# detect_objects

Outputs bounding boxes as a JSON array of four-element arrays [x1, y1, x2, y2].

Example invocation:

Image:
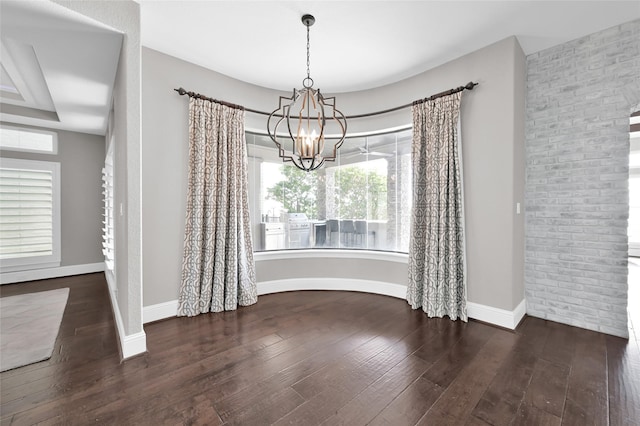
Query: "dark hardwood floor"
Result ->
[[1, 273, 639, 425]]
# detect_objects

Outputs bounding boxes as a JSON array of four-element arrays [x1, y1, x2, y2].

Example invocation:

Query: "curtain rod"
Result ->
[[173, 81, 478, 120]]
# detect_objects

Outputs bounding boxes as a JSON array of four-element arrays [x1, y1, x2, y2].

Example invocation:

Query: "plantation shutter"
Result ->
[[102, 146, 115, 272], [0, 159, 60, 268]]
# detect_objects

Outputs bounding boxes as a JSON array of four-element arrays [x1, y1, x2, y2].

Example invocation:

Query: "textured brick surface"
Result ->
[[525, 20, 640, 337]]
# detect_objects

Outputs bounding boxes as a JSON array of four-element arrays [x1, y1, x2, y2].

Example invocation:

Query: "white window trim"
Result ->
[[254, 248, 408, 263], [0, 124, 58, 155], [0, 157, 61, 272]]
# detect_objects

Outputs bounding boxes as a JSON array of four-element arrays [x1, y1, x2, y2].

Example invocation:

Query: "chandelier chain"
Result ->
[[306, 24, 311, 81]]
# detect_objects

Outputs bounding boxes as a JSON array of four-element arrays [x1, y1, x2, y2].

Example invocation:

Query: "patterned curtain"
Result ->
[[407, 92, 467, 321], [177, 98, 257, 316]]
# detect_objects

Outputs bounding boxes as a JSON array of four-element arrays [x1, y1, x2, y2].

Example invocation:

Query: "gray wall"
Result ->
[[525, 19, 640, 338], [256, 258, 408, 284], [142, 47, 288, 306], [513, 39, 527, 309], [54, 0, 143, 337], [0, 123, 105, 267], [142, 36, 526, 313]]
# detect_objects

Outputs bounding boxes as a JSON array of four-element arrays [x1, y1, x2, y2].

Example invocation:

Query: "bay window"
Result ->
[[246, 128, 412, 253]]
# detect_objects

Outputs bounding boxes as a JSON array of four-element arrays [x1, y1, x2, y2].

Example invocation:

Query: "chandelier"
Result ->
[[267, 14, 347, 172]]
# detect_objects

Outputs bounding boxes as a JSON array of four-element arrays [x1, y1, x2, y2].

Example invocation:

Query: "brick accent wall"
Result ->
[[525, 20, 640, 337]]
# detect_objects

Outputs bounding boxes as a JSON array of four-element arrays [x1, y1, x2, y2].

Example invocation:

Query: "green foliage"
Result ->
[[266, 165, 318, 218], [334, 167, 387, 220], [266, 164, 387, 220]]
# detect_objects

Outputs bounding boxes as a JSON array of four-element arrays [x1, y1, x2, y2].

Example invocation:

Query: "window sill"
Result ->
[[254, 249, 409, 264], [0, 261, 61, 274]]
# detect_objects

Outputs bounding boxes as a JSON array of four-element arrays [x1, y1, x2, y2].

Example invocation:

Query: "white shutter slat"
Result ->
[[0, 200, 52, 208], [0, 245, 52, 256], [102, 147, 115, 272], [1, 236, 53, 247], [1, 208, 53, 216], [1, 216, 53, 225], [0, 165, 55, 260], [1, 229, 52, 238], [0, 222, 52, 231], [0, 169, 53, 179]]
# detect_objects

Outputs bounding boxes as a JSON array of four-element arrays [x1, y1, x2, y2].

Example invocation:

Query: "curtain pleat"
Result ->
[[178, 98, 257, 316], [407, 92, 467, 321]]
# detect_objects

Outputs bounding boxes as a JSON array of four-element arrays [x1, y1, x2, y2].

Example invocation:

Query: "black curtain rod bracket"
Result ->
[[174, 81, 478, 120]]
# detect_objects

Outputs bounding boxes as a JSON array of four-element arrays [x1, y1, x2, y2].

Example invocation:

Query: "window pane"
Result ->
[[0, 158, 60, 271], [0, 127, 55, 153], [246, 128, 412, 253], [0, 166, 54, 258]]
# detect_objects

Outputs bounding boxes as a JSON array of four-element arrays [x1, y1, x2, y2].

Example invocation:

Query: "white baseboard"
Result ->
[[121, 331, 147, 358], [141, 279, 406, 324], [143, 299, 178, 323], [140, 280, 527, 331], [513, 298, 527, 327], [105, 271, 147, 359], [105, 269, 116, 297], [0, 262, 105, 285], [467, 298, 526, 330]]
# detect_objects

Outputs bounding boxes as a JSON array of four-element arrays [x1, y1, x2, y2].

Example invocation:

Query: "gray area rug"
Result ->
[[1, 287, 69, 372]]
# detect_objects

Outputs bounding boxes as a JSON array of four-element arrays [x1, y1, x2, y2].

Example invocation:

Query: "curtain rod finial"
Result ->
[[175, 87, 187, 96]]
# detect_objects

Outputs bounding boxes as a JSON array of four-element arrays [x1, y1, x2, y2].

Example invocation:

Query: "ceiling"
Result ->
[[139, 1, 640, 93], [0, 1, 638, 135], [0, 1, 122, 136]]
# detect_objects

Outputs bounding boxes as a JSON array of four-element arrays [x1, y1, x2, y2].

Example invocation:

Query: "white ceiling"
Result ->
[[0, 1, 123, 135], [139, 0, 640, 93], [1, 1, 638, 135]]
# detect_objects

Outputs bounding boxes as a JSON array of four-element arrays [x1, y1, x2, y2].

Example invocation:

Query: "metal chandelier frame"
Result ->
[[266, 14, 347, 172]]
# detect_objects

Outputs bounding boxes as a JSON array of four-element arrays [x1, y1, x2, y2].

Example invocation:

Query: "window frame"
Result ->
[[0, 124, 58, 155], [0, 157, 61, 272], [246, 126, 413, 254]]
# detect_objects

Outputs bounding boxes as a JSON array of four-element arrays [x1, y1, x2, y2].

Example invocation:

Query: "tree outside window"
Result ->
[[266, 165, 318, 219], [266, 163, 387, 220]]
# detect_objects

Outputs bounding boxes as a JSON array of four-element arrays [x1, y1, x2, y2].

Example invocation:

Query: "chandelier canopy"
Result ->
[[267, 14, 347, 172]]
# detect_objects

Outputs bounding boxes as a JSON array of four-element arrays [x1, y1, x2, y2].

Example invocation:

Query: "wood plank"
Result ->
[[412, 318, 465, 363], [5, 292, 383, 423], [277, 324, 442, 425], [513, 401, 562, 426], [541, 320, 576, 367], [6, 293, 350, 422], [292, 319, 441, 399], [420, 321, 497, 389], [562, 328, 609, 425], [80, 327, 356, 424], [471, 343, 537, 425], [223, 387, 305, 426], [2, 273, 638, 425], [464, 415, 493, 426], [605, 335, 640, 426], [141, 394, 223, 425], [513, 316, 551, 357], [368, 377, 443, 426], [212, 309, 412, 422], [416, 330, 519, 425], [561, 398, 599, 426], [324, 355, 431, 426], [523, 358, 570, 418]]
